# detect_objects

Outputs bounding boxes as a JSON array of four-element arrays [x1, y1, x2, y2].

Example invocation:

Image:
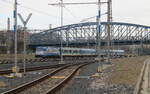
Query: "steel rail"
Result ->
[[0, 64, 66, 75], [0, 57, 96, 75], [1, 65, 70, 94], [2, 61, 94, 94], [0, 59, 95, 75], [44, 63, 90, 94]]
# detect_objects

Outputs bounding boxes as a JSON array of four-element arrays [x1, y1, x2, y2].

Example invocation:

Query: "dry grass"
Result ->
[[0, 54, 35, 60], [109, 56, 149, 85]]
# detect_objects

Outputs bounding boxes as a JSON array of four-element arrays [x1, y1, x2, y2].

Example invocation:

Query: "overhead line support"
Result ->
[[13, 0, 18, 75], [106, 0, 112, 63], [48, 2, 107, 6]]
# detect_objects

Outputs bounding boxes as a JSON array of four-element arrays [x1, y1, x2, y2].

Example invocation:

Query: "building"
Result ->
[[0, 29, 30, 53]]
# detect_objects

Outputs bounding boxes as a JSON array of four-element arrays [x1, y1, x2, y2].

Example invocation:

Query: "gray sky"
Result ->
[[0, 0, 150, 30]]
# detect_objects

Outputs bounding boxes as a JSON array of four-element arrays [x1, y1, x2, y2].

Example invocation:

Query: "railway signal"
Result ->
[[18, 13, 32, 76]]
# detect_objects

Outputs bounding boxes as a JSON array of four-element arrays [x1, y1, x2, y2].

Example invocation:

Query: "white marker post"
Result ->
[[18, 13, 32, 76]]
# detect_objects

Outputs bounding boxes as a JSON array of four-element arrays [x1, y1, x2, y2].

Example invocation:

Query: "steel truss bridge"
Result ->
[[29, 22, 150, 47]]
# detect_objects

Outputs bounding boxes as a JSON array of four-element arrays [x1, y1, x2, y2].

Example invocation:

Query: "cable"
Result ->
[[1, 0, 77, 23], [0, 0, 13, 8], [0, 0, 60, 18], [80, 12, 107, 22], [1, 0, 108, 26], [0, 23, 6, 30], [63, 6, 78, 20], [0, 0, 12, 5], [0, 23, 5, 27], [80, 16, 96, 22], [18, 5, 59, 18]]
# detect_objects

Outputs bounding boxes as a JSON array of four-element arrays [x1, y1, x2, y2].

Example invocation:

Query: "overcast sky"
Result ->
[[0, 0, 150, 30]]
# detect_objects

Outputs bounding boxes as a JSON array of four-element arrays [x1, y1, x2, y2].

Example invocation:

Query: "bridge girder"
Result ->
[[29, 22, 150, 46]]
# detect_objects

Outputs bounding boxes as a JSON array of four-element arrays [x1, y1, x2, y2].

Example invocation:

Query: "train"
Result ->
[[35, 46, 125, 58]]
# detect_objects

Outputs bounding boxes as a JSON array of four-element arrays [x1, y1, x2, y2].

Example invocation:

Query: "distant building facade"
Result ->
[[0, 29, 30, 54]]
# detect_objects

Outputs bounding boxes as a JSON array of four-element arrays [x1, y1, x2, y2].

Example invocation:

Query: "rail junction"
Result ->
[[2, 62, 94, 94]]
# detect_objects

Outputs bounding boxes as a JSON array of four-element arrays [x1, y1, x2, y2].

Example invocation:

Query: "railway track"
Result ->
[[0, 55, 96, 64], [0, 59, 95, 75], [0, 64, 66, 75], [134, 57, 150, 94], [2, 62, 92, 94]]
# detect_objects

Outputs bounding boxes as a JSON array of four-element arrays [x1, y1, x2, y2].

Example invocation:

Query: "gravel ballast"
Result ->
[[0, 69, 54, 93], [57, 56, 149, 94]]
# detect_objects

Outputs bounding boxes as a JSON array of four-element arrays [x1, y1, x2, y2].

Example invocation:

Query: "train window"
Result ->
[[63, 50, 68, 54], [62, 50, 65, 53], [74, 50, 78, 53]]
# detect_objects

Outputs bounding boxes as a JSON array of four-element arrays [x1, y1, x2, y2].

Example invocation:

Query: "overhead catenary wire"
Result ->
[[1, 0, 108, 28], [80, 12, 107, 22], [48, 2, 107, 6], [0, 0, 62, 19], [63, 6, 79, 21], [0, 23, 6, 30], [0, 0, 13, 9], [0, 0, 59, 18], [0, 0, 78, 26], [48, 1, 108, 25], [19, 4, 79, 22]]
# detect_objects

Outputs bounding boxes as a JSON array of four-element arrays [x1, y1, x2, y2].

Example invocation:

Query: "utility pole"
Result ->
[[140, 29, 143, 55], [7, 18, 10, 31], [106, 0, 112, 63], [13, 0, 19, 75], [7, 18, 10, 54], [49, 0, 64, 64], [48, 1, 107, 65], [97, 0, 103, 73], [60, 0, 63, 64], [87, 34, 90, 48]]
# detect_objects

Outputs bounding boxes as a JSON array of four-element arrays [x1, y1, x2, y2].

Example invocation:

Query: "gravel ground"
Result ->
[[109, 56, 149, 85], [57, 62, 100, 94], [19, 66, 78, 94], [0, 69, 55, 93], [0, 61, 59, 70], [0, 60, 88, 70], [0, 56, 147, 94], [0, 54, 35, 60], [57, 56, 149, 94]]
